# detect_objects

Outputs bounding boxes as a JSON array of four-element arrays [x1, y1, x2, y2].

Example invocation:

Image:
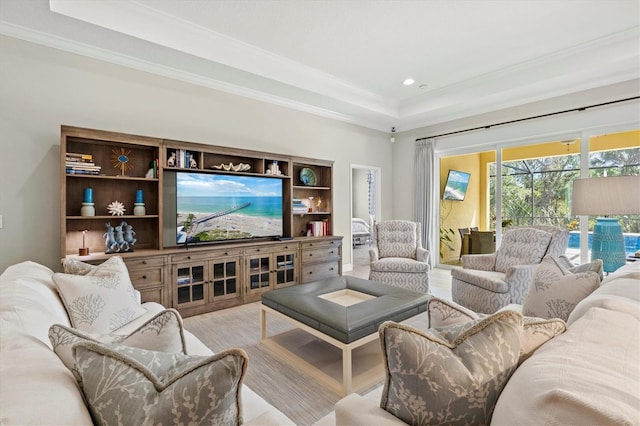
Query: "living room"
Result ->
[[1, 1, 639, 425]]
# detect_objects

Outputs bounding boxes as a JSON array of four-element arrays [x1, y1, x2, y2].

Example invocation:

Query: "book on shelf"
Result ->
[[66, 152, 93, 161], [307, 220, 329, 236], [292, 198, 309, 214], [65, 169, 100, 175], [167, 149, 197, 168]]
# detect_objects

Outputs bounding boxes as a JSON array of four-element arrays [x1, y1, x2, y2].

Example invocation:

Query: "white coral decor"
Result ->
[[107, 200, 126, 216]]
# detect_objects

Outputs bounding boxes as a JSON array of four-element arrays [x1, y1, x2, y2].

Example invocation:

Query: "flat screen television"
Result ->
[[442, 170, 471, 201], [173, 171, 284, 244]]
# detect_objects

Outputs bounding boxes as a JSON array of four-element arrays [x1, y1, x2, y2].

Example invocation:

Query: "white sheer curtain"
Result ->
[[414, 139, 437, 267]]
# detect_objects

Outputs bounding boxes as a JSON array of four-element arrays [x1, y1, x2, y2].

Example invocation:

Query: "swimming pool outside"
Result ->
[[568, 231, 640, 257]]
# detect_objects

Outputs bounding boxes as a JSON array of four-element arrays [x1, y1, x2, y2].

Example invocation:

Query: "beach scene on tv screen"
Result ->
[[176, 172, 283, 243], [443, 170, 470, 201]]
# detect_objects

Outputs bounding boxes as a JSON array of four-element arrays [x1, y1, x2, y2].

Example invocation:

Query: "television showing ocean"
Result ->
[[177, 196, 283, 218]]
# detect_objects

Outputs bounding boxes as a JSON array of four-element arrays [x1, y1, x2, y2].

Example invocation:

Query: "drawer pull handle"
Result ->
[[224, 252, 228, 256], [187, 256, 191, 260], [142, 275, 147, 279], [330, 267, 334, 271], [142, 260, 147, 265], [330, 250, 334, 254], [309, 271, 313, 274], [309, 253, 313, 256]]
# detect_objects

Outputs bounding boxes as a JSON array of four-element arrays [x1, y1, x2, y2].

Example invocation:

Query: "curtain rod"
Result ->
[[415, 96, 640, 142]]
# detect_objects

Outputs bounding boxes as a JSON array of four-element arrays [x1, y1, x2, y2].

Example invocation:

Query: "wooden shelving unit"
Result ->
[[60, 125, 341, 316]]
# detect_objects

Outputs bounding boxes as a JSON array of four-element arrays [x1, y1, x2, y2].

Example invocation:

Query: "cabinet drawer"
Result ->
[[301, 261, 340, 283], [124, 256, 165, 270], [301, 247, 340, 264], [129, 267, 163, 287], [301, 239, 341, 250], [138, 286, 164, 305], [170, 248, 241, 263], [244, 244, 297, 256]]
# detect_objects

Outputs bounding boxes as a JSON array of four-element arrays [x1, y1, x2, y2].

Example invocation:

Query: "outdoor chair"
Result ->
[[369, 220, 430, 293], [451, 225, 569, 313]]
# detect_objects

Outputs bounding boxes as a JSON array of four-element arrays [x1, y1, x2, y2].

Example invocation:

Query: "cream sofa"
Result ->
[[326, 261, 640, 425], [0, 261, 294, 425]]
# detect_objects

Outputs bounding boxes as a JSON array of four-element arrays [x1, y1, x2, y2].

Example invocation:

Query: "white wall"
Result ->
[[0, 35, 393, 272]]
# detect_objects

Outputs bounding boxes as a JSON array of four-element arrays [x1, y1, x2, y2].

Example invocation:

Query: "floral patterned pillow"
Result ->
[[62, 258, 97, 275], [49, 309, 187, 383], [523, 255, 600, 321], [74, 342, 247, 425], [53, 256, 146, 333], [427, 297, 566, 364], [379, 311, 523, 425]]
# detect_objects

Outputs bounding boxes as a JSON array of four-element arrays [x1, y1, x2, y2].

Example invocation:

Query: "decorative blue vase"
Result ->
[[591, 217, 625, 273]]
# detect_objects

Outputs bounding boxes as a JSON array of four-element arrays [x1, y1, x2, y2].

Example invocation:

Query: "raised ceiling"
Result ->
[[1, 0, 639, 131]]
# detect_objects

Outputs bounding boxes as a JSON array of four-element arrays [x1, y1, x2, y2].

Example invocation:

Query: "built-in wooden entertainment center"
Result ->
[[61, 126, 342, 317]]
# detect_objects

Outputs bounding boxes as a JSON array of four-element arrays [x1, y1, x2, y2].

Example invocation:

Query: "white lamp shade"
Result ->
[[572, 175, 640, 216]]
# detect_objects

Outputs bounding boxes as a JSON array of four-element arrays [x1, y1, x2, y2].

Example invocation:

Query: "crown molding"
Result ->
[[49, 0, 396, 118]]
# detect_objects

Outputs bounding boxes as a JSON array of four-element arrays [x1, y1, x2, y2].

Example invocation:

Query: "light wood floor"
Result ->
[[185, 263, 454, 425]]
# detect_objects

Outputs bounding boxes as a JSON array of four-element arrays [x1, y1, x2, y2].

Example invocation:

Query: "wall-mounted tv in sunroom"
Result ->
[[442, 170, 471, 201]]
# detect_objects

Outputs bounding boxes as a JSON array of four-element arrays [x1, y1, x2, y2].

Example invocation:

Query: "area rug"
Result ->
[[183, 301, 428, 424]]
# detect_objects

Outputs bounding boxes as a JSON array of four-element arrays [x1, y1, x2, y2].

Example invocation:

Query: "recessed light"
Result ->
[[403, 78, 415, 86]]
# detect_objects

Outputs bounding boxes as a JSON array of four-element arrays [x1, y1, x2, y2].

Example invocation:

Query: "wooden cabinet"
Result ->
[[170, 249, 243, 316], [60, 126, 161, 257], [244, 243, 298, 303], [123, 256, 167, 306], [300, 237, 342, 283], [60, 126, 341, 317], [291, 159, 334, 238]]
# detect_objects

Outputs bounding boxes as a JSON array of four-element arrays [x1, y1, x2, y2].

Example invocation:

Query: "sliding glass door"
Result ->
[[439, 129, 639, 266]]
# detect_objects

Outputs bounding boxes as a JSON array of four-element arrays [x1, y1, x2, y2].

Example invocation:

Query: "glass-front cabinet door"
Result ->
[[174, 264, 206, 307], [274, 251, 297, 288], [209, 257, 240, 302], [246, 254, 272, 301]]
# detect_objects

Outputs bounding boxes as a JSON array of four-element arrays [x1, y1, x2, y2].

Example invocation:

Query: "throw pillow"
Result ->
[[74, 341, 247, 425], [62, 258, 97, 275], [379, 310, 523, 425], [523, 255, 600, 322], [53, 256, 146, 334], [49, 309, 187, 383], [555, 256, 604, 280], [427, 297, 566, 364]]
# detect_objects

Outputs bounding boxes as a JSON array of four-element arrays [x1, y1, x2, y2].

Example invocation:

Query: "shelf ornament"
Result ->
[[107, 200, 126, 216], [111, 148, 134, 176]]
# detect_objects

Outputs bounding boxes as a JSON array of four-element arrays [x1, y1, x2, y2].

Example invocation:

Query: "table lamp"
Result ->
[[78, 229, 89, 256], [571, 175, 640, 273]]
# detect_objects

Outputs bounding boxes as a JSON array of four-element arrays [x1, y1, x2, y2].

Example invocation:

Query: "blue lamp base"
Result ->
[[591, 217, 626, 273]]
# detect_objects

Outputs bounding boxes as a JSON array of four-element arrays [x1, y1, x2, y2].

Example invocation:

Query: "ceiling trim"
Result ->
[[49, 0, 396, 117], [0, 20, 388, 130]]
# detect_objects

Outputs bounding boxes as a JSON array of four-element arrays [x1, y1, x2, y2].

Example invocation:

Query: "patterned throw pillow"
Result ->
[[62, 258, 97, 275], [49, 309, 187, 383], [74, 342, 247, 425], [523, 255, 600, 321], [427, 297, 566, 364], [379, 311, 523, 426], [53, 256, 146, 333]]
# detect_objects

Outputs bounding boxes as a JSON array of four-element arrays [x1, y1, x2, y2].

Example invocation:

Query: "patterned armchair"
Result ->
[[451, 225, 569, 314], [369, 220, 430, 293]]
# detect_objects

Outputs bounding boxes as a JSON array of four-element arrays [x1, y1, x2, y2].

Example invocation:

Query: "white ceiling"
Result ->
[[1, 0, 639, 131]]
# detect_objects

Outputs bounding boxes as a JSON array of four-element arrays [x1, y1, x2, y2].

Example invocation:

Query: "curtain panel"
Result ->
[[414, 139, 437, 266]]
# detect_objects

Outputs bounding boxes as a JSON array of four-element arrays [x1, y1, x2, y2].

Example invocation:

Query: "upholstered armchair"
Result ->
[[451, 225, 569, 314], [369, 220, 430, 293]]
